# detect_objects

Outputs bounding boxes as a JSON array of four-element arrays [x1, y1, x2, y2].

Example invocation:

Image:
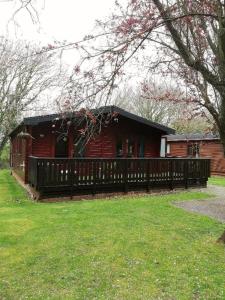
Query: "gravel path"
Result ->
[[174, 185, 225, 223]]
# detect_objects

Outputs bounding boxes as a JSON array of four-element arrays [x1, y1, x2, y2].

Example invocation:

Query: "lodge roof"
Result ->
[[9, 105, 175, 137], [165, 133, 220, 142]]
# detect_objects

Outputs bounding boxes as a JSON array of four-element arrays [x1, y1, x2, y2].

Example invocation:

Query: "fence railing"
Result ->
[[28, 157, 211, 197]]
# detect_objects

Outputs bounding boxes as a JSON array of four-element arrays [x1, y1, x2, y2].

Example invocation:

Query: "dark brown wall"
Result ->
[[32, 123, 55, 157], [28, 116, 162, 159], [200, 140, 225, 175], [85, 116, 161, 158], [169, 141, 188, 157]]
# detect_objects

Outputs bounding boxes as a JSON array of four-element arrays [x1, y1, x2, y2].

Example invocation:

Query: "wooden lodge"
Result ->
[[9, 106, 211, 199], [164, 133, 225, 176]]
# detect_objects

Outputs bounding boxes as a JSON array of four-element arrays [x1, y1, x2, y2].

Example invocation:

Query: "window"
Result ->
[[137, 138, 145, 157], [166, 143, 170, 155], [116, 140, 123, 157], [160, 138, 166, 157], [74, 137, 85, 157], [55, 136, 68, 158], [127, 139, 135, 157], [187, 144, 192, 156], [187, 143, 200, 157]]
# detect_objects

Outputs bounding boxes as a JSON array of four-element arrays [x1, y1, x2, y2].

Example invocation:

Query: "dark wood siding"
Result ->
[[85, 116, 161, 158], [29, 117, 162, 159], [85, 127, 115, 157], [32, 124, 54, 157], [169, 141, 188, 157], [200, 140, 225, 175], [168, 140, 225, 175]]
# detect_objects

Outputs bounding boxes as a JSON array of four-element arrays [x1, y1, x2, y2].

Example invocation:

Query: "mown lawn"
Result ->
[[209, 176, 225, 187], [0, 170, 225, 300]]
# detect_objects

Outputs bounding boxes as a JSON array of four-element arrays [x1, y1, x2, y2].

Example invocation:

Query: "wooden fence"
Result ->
[[28, 157, 210, 198]]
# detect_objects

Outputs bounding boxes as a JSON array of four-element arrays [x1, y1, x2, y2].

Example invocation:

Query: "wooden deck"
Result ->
[[28, 157, 211, 199]]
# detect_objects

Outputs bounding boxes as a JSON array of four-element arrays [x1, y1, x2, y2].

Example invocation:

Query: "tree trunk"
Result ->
[[219, 130, 225, 156], [0, 135, 8, 157], [216, 112, 225, 243], [216, 122, 225, 243], [219, 92, 225, 156]]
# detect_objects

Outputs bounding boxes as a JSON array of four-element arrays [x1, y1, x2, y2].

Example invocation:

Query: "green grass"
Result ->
[[209, 176, 225, 187], [0, 170, 225, 300]]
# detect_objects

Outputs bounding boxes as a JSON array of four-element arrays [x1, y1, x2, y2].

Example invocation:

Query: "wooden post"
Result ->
[[75, 160, 79, 194], [69, 160, 74, 199], [170, 159, 174, 190], [147, 159, 150, 192], [124, 159, 128, 193], [184, 160, 189, 189], [36, 158, 39, 190], [92, 160, 96, 195]]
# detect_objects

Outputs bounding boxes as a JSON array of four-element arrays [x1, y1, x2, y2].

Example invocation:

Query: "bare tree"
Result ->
[[0, 37, 63, 156], [1, 0, 42, 24], [113, 81, 214, 133], [113, 84, 179, 124]]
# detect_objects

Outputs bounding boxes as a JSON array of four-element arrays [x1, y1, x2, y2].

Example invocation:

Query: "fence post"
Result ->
[[169, 159, 174, 190], [92, 160, 96, 195], [208, 159, 211, 178], [184, 160, 189, 189], [146, 159, 150, 192], [69, 160, 74, 199], [36, 158, 39, 190], [124, 159, 128, 193]]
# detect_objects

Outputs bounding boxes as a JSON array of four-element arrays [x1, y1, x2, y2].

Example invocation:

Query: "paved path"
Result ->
[[174, 185, 225, 223]]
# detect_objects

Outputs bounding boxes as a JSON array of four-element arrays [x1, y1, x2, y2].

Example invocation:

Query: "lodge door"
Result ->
[[55, 137, 68, 157]]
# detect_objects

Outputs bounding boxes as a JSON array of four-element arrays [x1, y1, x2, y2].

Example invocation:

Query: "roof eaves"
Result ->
[[9, 105, 175, 137], [23, 113, 61, 125], [8, 122, 24, 137], [167, 138, 220, 142], [165, 133, 220, 141]]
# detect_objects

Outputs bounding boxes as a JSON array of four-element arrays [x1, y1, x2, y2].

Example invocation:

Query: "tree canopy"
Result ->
[[0, 38, 64, 155], [59, 0, 225, 152]]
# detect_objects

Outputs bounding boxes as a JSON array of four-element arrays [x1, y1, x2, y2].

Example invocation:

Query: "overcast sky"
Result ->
[[0, 0, 117, 43]]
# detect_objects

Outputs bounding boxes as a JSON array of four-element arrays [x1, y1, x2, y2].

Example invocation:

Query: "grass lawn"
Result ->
[[0, 170, 225, 300], [209, 176, 225, 187]]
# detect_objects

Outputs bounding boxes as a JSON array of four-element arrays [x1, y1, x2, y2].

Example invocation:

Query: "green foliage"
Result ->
[[0, 170, 225, 300], [171, 117, 213, 134], [0, 144, 10, 169]]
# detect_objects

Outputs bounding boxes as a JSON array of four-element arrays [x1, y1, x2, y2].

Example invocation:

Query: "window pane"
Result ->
[[74, 137, 85, 157], [127, 139, 135, 157], [166, 143, 170, 154], [187, 143, 200, 157], [138, 138, 145, 157], [160, 138, 166, 157], [116, 140, 123, 157], [187, 144, 193, 156]]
